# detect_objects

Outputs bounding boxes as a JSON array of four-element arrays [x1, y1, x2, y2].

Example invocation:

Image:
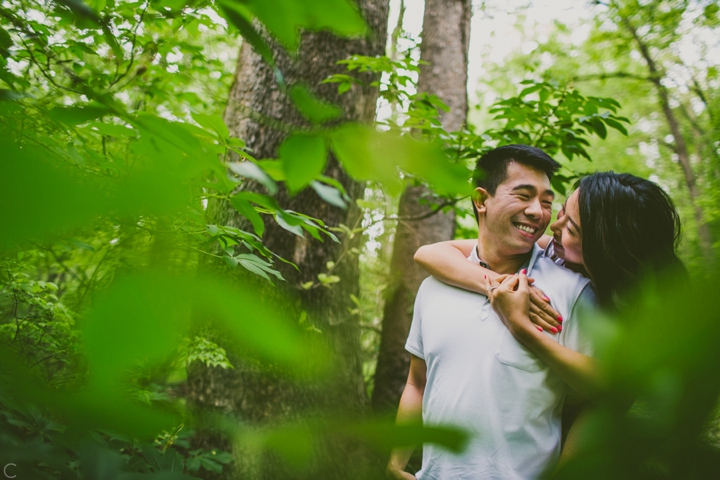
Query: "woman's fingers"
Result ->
[[516, 269, 530, 292], [498, 274, 520, 290], [529, 287, 562, 329], [529, 305, 560, 334], [529, 311, 558, 334]]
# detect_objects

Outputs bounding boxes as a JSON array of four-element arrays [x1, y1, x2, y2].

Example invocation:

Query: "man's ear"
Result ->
[[472, 187, 489, 215]]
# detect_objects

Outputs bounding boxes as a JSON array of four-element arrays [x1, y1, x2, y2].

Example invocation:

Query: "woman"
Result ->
[[414, 172, 684, 400]]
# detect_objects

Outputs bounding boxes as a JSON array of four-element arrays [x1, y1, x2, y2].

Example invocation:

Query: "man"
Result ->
[[387, 145, 595, 479]]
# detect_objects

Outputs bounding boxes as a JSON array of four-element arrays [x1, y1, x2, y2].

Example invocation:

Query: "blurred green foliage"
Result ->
[[1, 0, 719, 478], [0, 0, 472, 477]]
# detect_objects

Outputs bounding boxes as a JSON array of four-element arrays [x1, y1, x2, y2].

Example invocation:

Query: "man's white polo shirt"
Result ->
[[405, 244, 595, 479]]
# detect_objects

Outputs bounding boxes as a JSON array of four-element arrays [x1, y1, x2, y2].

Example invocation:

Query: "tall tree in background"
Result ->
[[188, 1, 389, 477], [602, 0, 716, 264], [372, 0, 472, 414]]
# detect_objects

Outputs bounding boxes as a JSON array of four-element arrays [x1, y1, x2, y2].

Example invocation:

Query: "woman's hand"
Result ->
[[487, 272, 562, 334], [485, 272, 534, 337], [528, 283, 562, 333]]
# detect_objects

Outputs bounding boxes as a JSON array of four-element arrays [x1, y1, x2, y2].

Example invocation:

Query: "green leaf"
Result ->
[[198, 457, 223, 473], [141, 446, 185, 473], [603, 117, 629, 136], [82, 274, 192, 388], [588, 118, 607, 139], [194, 274, 330, 370], [0, 137, 106, 247], [68, 239, 96, 252], [237, 253, 284, 281], [87, 121, 136, 137], [275, 213, 304, 237], [48, 105, 111, 125], [192, 112, 230, 139], [217, 1, 274, 65], [237, 419, 467, 468], [0, 26, 13, 58], [310, 181, 346, 208], [0, 90, 25, 102], [233, 192, 281, 212], [341, 421, 469, 454], [55, 0, 101, 24], [228, 162, 278, 195], [288, 83, 341, 124], [224, 255, 239, 268], [230, 197, 266, 237], [101, 24, 124, 62], [238, 0, 366, 51], [256, 160, 286, 181], [330, 124, 470, 196], [279, 133, 328, 193], [519, 83, 543, 97]]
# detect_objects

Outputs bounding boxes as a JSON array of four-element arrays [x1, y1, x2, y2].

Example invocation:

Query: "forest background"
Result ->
[[2, 0, 720, 479]]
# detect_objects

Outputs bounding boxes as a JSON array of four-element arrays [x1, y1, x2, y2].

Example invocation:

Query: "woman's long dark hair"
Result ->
[[578, 172, 684, 308]]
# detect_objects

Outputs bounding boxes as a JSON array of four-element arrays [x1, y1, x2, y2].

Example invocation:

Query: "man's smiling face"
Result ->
[[475, 161, 554, 256]]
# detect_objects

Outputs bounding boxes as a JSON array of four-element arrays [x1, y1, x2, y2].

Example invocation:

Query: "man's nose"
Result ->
[[525, 197, 543, 218]]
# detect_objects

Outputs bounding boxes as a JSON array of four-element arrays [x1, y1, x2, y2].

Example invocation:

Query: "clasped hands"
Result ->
[[485, 271, 562, 335]]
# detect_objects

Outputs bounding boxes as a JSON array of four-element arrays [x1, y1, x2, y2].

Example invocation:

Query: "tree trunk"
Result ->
[[371, 0, 472, 414], [624, 18, 715, 265], [187, 2, 389, 479]]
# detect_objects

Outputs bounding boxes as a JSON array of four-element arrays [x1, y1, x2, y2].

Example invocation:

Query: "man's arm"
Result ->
[[387, 355, 427, 480]]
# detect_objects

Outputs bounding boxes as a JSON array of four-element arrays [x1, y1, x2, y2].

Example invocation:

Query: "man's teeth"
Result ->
[[514, 224, 536, 234]]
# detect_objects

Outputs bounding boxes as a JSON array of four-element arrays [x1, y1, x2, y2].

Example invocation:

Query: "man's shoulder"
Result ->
[[417, 276, 481, 301], [418, 275, 459, 294], [534, 255, 590, 286], [532, 256, 593, 303]]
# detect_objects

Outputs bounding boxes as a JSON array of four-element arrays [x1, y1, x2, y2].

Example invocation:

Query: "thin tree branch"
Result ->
[[573, 72, 651, 83], [110, 1, 150, 87], [389, 197, 464, 222]]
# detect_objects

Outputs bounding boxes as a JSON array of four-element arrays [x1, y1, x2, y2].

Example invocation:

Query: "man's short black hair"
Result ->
[[473, 144, 561, 195]]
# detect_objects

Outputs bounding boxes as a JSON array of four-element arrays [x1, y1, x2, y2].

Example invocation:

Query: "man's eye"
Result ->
[[517, 194, 529, 200], [542, 201, 552, 207]]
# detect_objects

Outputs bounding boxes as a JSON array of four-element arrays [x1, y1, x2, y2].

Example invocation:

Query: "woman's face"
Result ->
[[550, 189, 583, 266]]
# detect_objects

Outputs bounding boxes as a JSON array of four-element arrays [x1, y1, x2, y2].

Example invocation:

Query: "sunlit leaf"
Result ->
[[330, 124, 470, 196], [230, 196, 266, 236], [217, 1, 274, 65], [229, 161, 278, 195], [192, 112, 230, 139], [234, 0, 366, 51], [48, 105, 110, 125], [0, 136, 107, 247], [279, 132, 328, 193], [310, 181, 346, 208]]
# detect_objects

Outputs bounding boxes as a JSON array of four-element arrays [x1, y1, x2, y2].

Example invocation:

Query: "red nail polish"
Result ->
[[558, 325, 562, 332], [557, 315, 563, 323], [551, 327, 558, 333], [537, 326, 543, 332], [521, 269, 526, 275], [484, 275, 487, 279], [544, 296, 550, 302]]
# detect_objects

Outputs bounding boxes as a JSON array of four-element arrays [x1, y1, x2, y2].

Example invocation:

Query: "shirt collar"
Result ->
[[468, 243, 543, 276]]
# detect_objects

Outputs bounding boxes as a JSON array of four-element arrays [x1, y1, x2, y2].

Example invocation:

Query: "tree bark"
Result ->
[[187, 2, 389, 479], [624, 18, 715, 265], [371, 0, 472, 414]]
